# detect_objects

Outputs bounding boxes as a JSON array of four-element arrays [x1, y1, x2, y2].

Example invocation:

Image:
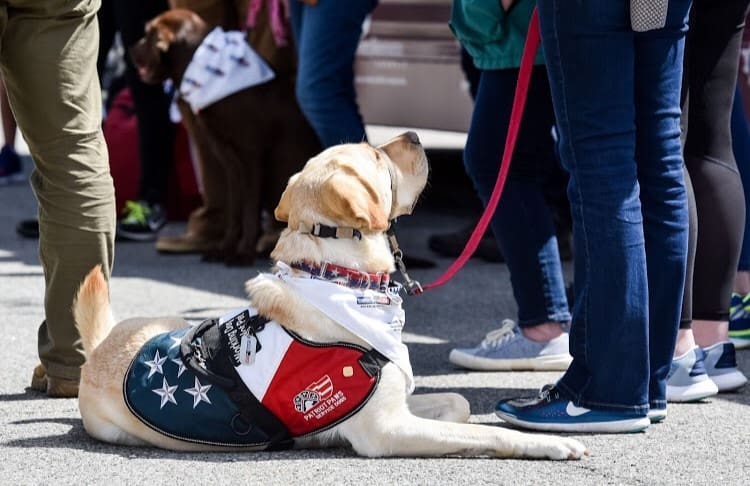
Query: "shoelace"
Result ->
[[538, 384, 559, 403], [122, 200, 151, 224], [480, 319, 519, 349]]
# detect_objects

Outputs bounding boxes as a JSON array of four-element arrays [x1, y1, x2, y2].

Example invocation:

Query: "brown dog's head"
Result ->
[[274, 132, 429, 237], [129, 9, 209, 84]]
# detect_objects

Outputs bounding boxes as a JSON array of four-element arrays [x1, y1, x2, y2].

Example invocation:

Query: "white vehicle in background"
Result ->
[[356, 0, 473, 138]]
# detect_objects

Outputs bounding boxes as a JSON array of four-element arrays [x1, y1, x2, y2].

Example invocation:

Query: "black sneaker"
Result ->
[[428, 224, 504, 263], [16, 219, 39, 239], [0, 145, 23, 184], [117, 200, 167, 241]]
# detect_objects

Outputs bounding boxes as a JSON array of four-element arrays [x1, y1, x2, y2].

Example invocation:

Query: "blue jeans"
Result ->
[[732, 83, 750, 271], [288, 0, 378, 148], [538, 0, 691, 413], [464, 67, 570, 327]]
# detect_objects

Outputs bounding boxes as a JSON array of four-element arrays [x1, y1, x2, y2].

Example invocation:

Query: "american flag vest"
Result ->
[[123, 309, 387, 448]]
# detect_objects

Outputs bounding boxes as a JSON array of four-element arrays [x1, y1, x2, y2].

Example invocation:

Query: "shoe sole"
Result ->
[[116, 229, 159, 242], [728, 337, 750, 350], [709, 371, 748, 392], [647, 410, 667, 424], [449, 350, 572, 371], [666, 379, 719, 402], [495, 411, 650, 433]]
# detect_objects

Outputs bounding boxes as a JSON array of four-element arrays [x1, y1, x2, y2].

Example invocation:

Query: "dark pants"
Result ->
[[539, 0, 691, 412], [680, 0, 750, 325], [464, 67, 570, 328], [110, 0, 174, 205], [733, 83, 750, 272]]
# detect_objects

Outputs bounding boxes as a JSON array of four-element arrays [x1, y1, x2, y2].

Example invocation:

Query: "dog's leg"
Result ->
[[197, 118, 246, 263], [407, 393, 471, 423], [344, 410, 587, 460], [337, 368, 587, 460]]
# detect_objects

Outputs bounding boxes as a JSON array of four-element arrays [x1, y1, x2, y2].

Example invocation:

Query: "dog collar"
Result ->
[[290, 260, 389, 291], [296, 222, 362, 240]]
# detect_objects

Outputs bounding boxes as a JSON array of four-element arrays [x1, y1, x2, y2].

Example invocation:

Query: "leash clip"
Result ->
[[387, 222, 422, 296]]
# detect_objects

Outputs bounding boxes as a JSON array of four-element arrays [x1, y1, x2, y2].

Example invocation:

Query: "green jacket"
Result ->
[[450, 0, 544, 70]]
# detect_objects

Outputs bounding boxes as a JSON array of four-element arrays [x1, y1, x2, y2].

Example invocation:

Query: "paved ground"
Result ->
[[1, 148, 749, 486]]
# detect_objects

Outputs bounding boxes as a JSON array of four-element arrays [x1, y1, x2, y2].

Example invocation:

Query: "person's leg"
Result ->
[[1, 0, 116, 394], [112, 0, 173, 240], [500, 0, 686, 418], [681, 0, 750, 391], [0, 75, 15, 146], [539, 0, 648, 414], [0, 74, 22, 180], [466, 68, 569, 330], [448, 67, 571, 372], [730, 82, 750, 349], [633, 16, 692, 411], [97, 0, 116, 83], [291, 0, 377, 147]]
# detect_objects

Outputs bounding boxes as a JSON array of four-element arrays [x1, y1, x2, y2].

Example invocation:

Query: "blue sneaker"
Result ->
[[702, 341, 747, 392], [666, 347, 718, 402], [495, 385, 651, 433], [448, 320, 572, 371], [729, 293, 750, 349]]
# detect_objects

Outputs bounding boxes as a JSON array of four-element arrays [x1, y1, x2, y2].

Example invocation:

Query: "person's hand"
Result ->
[[500, 0, 515, 11]]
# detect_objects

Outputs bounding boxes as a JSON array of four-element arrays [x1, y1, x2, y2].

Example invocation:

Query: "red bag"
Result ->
[[102, 88, 202, 220]]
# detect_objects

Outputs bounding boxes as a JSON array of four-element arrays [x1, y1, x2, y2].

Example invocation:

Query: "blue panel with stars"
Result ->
[[123, 327, 272, 447]]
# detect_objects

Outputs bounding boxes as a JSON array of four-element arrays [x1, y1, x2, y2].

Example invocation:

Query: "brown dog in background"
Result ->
[[131, 8, 321, 265]]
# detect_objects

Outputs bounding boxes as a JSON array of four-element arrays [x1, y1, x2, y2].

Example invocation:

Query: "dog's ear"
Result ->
[[274, 173, 300, 223], [154, 22, 175, 52], [319, 168, 389, 232]]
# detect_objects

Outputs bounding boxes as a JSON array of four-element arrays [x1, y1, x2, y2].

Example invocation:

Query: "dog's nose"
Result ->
[[404, 131, 420, 145]]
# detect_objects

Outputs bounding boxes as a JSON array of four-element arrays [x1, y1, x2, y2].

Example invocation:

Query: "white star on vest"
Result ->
[[144, 349, 167, 378], [171, 357, 187, 377], [168, 335, 182, 350], [152, 377, 178, 409], [184, 377, 213, 409]]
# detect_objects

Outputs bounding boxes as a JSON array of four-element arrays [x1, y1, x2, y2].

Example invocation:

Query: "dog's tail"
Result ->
[[74, 265, 116, 357]]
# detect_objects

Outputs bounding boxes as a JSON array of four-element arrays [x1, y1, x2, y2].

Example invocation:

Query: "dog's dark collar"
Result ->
[[296, 222, 362, 240], [291, 260, 389, 291]]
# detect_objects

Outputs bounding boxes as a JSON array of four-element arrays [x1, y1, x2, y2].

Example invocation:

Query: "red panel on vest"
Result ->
[[261, 340, 377, 436]]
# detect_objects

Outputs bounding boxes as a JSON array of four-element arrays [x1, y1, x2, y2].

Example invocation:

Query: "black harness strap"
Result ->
[[180, 316, 293, 449]]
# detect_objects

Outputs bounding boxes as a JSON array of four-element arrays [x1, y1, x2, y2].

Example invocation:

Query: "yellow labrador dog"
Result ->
[[75, 132, 586, 460]]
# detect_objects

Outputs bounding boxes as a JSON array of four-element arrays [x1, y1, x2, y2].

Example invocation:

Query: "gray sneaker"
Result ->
[[666, 346, 718, 402], [448, 320, 572, 371]]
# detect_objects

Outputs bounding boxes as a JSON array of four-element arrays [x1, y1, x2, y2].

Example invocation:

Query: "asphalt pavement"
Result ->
[[1, 147, 749, 486]]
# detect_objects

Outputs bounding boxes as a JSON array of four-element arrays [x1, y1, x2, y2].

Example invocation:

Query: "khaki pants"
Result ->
[[0, 0, 116, 380]]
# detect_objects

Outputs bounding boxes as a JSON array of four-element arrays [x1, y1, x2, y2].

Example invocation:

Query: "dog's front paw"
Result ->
[[522, 435, 588, 460]]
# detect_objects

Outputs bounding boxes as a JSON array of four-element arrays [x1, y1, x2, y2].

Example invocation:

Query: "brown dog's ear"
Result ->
[[154, 23, 175, 52], [319, 169, 389, 232], [274, 173, 299, 222]]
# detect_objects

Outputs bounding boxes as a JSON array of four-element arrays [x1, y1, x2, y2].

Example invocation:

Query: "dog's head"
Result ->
[[129, 9, 208, 84], [274, 132, 428, 238]]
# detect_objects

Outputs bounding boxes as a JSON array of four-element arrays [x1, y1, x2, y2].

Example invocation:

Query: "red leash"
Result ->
[[416, 8, 541, 294]]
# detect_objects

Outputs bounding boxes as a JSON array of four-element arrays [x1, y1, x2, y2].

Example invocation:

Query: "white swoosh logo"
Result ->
[[565, 402, 590, 417]]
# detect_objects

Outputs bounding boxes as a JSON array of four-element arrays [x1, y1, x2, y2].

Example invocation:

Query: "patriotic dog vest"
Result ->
[[123, 308, 387, 449]]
